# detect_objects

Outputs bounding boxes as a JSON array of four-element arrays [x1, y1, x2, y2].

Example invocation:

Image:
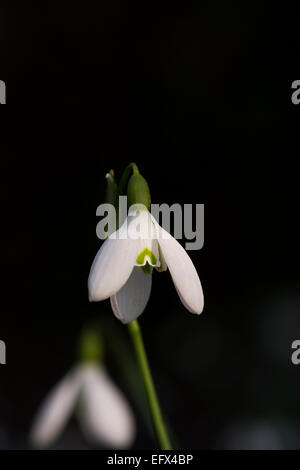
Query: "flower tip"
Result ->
[[195, 305, 204, 315], [105, 169, 115, 180], [88, 289, 95, 302], [194, 296, 204, 315], [88, 287, 107, 303], [184, 291, 204, 316]]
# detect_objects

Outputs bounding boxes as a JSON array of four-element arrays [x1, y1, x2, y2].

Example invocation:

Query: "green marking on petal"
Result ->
[[136, 248, 157, 266], [155, 245, 165, 272], [142, 264, 152, 274]]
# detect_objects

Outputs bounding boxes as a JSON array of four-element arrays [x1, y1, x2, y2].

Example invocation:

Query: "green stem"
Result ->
[[128, 320, 172, 450]]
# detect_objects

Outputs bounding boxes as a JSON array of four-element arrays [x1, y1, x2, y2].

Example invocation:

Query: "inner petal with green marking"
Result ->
[[135, 239, 161, 273], [155, 244, 167, 272], [136, 248, 157, 266]]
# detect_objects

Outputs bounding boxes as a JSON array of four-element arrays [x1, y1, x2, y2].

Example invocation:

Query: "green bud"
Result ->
[[78, 328, 104, 363], [127, 173, 151, 211]]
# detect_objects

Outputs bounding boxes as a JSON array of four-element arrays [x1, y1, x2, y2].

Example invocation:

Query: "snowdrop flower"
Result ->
[[88, 203, 204, 324], [30, 362, 136, 448]]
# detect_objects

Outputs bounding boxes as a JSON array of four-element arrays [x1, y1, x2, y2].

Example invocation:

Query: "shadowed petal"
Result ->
[[154, 220, 204, 314], [110, 267, 152, 323]]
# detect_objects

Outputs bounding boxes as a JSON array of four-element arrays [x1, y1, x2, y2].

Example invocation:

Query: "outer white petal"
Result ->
[[78, 364, 135, 448], [30, 366, 83, 447], [88, 219, 139, 301], [153, 219, 204, 314], [110, 267, 152, 324]]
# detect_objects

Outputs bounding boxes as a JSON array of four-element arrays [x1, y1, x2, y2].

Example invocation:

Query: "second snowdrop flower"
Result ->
[[30, 330, 135, 449]]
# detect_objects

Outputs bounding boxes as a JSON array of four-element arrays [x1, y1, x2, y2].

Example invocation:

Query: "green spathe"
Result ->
[[105, 169, 117, 207]]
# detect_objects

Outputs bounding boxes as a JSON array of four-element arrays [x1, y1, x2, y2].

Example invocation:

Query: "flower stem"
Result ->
[[128, 320, 172, 450]]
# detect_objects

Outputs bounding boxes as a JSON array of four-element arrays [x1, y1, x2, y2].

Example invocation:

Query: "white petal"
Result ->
[[128, 210, 157, 241], [154, 220, 204, 314], [110, 267, 152, 323], [78, 364, 135, 448], [30, 366, 83, 447], [88, 219, 139, 301]]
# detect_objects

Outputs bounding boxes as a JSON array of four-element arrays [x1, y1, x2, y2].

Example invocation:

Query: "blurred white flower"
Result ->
[[88, 206, 204, 323], [30, 363, 135, 449]]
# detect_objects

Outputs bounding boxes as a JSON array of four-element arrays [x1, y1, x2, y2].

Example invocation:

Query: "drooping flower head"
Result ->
[[88, 164, 204, 323]]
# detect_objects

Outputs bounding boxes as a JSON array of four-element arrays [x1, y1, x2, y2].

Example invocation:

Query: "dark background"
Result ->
[[1, 2, 300, 449]]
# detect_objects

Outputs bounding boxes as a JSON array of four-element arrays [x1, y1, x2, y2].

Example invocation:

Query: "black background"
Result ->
[[1, 2, 300, 449]]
